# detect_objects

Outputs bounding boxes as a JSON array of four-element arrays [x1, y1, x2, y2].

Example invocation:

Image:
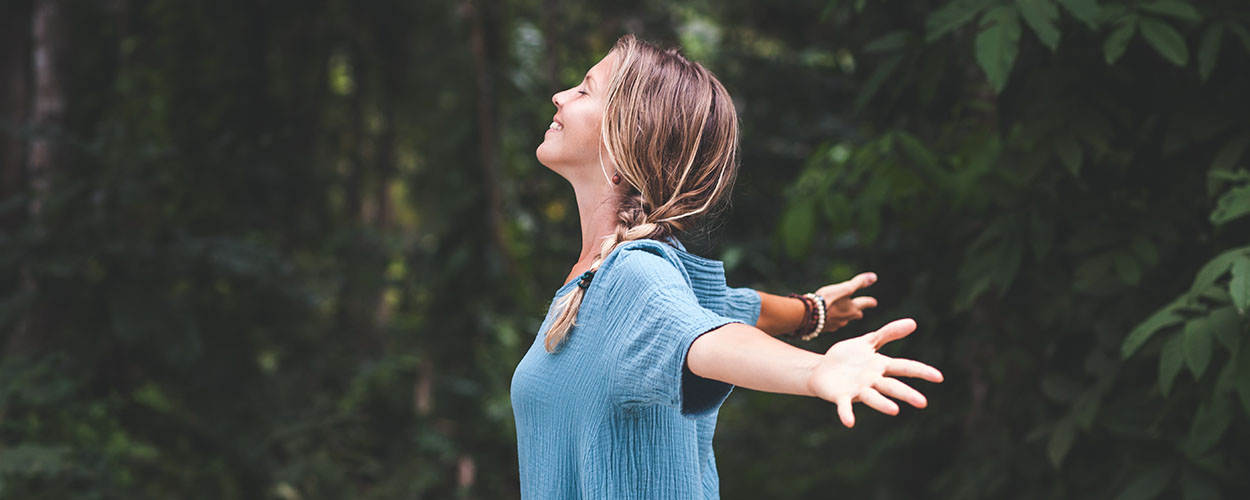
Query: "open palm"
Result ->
[[806, 318, 944, 428]]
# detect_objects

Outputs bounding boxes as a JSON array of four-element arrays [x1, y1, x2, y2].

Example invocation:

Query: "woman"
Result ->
[[510, 34, 944, 499]]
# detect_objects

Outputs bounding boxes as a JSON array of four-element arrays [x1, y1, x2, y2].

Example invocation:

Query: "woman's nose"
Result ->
[[551, 92, 561, 107]]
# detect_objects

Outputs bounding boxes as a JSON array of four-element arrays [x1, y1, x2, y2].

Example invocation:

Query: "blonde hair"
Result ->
[[544, 34, 740, 352]]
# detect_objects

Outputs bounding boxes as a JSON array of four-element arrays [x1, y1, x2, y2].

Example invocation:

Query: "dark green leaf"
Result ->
[[781, 198, 817, 258], [976, 6, 1023, 93], [1180, 469, 1221, 500], [927, 0, 999, 41], [1104, 16, 1138, 65], [1210, 185, 1250, 227], [1054, 135, 1083, 176], [1185, 401, 1231, 456], [1073, 389, 1101, 429], [1184, 316, 1214, 378], [1017, 0, 1061, 51], [1123, 302, 1184, 358], [1197, 23, 1224, 81], [1210, 134, 1250, 173], [1047, 420, 1076, 467], [1058, 0, 1101, 29], [864, 31, 911, 53], [1140, 0, 1201, 22], [1190, 246, 1250, 295], [1229, 22, 1250, 54], [1209, 306, 1243, 353], [1112, 465, 1174, 500], [1139, 17, 1190, 65], [1159, 333, 1184, 397], [1231, 258, 1250, 313], [1113, 251, 1142, 285]]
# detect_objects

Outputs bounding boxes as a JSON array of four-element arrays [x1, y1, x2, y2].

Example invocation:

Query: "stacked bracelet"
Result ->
[[786, 293, 828, 340], [801, 293, 826, 341]]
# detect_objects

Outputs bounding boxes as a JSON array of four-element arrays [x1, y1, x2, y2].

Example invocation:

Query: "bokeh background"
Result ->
[[2, 0, 1249, 498]]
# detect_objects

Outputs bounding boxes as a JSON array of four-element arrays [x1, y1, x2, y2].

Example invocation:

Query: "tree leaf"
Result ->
[[1073, 389, 1101, 429], [1122, 302, 1184, 358], [1231, 258, 1250, 313], [1140, 0, 1201, 22], [1229, 22, 1250, 54], [1104, 16, 1138, 65], [1158, 333, 1184, 397], [1113, 251, 1142, 285], [1183, 316, 1213, 378], [1209, 306, 1242, 353], [1185, 401, 1231, 456], [1237, 340, 1250, 415], [781, 197, 817, 259], [1017, 0, 1062, 51], [1054, 135, 1083, 176], [1112, 464, 1174, 500], [1211, 134, 1250, 173], [927, 0, 1000, 41], [976, 6, 1023, 93], [1210, 185, 1250, 227], [1047, 419, 1076, 467], [1139, 17, 1190, 66], [1189, 246, 1250, 296], [1197, 23, 1224, 82], [1180, 469, 1221, 500], [1058, 0, 1101, 29]]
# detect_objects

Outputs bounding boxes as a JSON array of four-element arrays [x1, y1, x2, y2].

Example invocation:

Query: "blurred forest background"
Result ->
[[2, 0, 1249, 498]]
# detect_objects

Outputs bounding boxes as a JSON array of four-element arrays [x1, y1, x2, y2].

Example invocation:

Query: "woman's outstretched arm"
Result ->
[[687, 318, 943, 427], [753, 273, 881, 336]]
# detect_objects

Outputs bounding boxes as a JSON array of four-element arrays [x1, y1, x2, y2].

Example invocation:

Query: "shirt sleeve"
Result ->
[[605, 248, 742, 418], [722, 286, 762, 326]]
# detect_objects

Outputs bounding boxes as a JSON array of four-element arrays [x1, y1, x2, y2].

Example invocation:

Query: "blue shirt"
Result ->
[[511, 239, 761, 499]]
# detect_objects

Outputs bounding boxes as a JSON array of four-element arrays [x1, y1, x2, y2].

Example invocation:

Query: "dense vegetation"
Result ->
[[1, 0, 1248, 498]]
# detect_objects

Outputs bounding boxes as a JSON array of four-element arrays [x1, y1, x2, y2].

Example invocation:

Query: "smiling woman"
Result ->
[[510, 34, 943, 499]]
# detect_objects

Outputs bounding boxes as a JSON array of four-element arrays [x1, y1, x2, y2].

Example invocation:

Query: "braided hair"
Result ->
[[544, 35, 740, 352]]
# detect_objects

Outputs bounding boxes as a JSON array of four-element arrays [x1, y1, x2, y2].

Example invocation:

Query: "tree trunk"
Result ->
[[462, 0, 514, 277], [0, 0, 31, 230]]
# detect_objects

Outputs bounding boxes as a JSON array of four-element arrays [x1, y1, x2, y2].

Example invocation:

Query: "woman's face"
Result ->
[[536, 52, 617, 181]]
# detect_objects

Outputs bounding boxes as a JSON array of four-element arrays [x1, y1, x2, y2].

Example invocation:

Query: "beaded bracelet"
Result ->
[[785, 293, 827, 340], [800, 293, 826, 341]]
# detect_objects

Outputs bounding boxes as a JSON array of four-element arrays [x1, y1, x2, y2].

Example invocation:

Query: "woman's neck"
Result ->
[[569, 179, 618, 274]]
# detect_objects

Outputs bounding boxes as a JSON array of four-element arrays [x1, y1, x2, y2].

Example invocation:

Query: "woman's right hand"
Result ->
[[806, 318, 944, 428]]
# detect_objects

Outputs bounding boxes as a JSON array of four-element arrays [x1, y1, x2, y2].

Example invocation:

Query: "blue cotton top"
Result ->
[[511, 239, 761, 499]]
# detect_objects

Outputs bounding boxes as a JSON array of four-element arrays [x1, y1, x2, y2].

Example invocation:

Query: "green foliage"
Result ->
[[2, 0, 1250, 498]]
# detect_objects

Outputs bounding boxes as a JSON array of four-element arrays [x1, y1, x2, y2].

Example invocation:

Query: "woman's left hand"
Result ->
[[814, 272, 879, 332], [806, 318, 943, 428]]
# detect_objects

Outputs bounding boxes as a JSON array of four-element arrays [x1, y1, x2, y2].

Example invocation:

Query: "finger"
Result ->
[[886, 358, 944, 383], [852, 296, 878, 311], [858, 388, 899, 416], [824, 272, 878, 300], [836, 397, 855, 428], [875, 377, 927, 408], [865, 318, 917, 348]]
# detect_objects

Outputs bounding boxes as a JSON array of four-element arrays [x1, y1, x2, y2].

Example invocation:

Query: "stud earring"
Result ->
[[611, 173, 622, 185]]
